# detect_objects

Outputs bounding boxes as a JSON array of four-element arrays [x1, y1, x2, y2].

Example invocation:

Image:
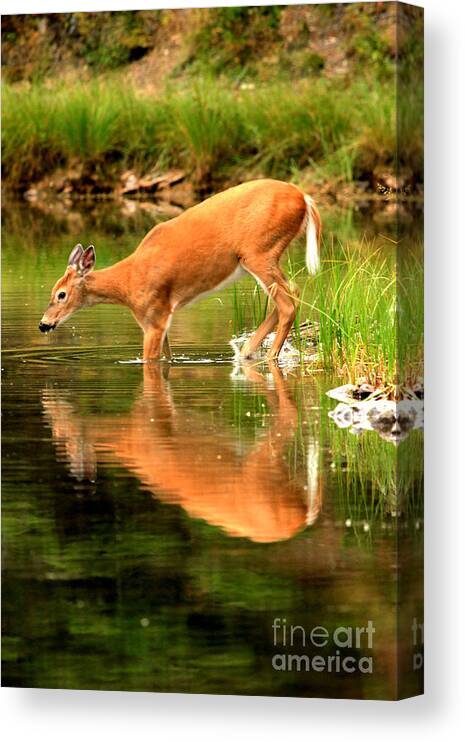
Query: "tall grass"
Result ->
[[397, 244, 424, 385], [2, 75, 405, 188], [231, 233, 423, 386], [311, 238, 398, 383]]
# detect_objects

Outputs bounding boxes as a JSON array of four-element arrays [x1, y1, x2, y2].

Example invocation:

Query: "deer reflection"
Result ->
[[41, 364, 322, 543]]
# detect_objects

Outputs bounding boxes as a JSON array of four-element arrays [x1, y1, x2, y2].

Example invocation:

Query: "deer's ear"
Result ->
[[78, 245, 96, 275], [68, 243, 84, 267]]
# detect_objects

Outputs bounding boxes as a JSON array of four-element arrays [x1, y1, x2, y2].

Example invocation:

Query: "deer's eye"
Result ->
[[57, 290, 67, 301]]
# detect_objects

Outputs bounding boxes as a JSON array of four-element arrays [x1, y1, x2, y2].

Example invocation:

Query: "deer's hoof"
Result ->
[[240, 342, 255, 360]]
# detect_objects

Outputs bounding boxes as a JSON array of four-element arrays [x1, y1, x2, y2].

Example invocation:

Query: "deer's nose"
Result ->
[[39, 321, 55, 333]]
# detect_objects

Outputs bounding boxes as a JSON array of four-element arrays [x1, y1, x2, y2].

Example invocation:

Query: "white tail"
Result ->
[[304, 194, 321, 275]]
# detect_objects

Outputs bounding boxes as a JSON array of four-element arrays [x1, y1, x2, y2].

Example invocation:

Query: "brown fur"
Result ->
[[40, 179, 320, 361], [42, 364, 322, 543]]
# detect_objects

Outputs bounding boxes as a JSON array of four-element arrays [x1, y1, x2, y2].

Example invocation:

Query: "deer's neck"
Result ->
[[85, 258, 133, 307]]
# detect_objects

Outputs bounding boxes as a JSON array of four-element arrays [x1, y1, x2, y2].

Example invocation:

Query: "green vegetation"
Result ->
[[1, 11, 161, 80], [311, 239, 397, 384], [2, 76, 402, 190], [1, 3, 424, 195], [232, 234, 423, 387], [1, 5, 397, 81], [187, 5, 283, 75]]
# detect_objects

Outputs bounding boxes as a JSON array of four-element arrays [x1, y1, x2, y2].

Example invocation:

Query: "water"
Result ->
[[2, 201, 423, 698]]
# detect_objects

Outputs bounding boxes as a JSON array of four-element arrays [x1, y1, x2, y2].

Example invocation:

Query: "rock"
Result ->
[[326, 384, 358, 404], [120, 169, 186, 196]]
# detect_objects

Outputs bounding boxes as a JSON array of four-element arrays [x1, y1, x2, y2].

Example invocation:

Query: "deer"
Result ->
[[41, 363, 322, 543], [39, 178, 321, 361]]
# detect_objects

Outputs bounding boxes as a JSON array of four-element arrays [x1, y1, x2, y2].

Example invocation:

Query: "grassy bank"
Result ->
[[2, 75, 408, 194], [2, 4, 423, 197]]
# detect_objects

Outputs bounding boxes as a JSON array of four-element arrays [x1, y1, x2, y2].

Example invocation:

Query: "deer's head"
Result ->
[[39, 244, 96, 333]]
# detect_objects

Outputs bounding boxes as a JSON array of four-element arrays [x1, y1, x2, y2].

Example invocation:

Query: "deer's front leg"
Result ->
[[143, 319, 170, 362]]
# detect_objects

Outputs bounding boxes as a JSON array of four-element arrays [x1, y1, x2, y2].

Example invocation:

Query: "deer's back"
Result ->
[[135, 179, 306, 261]]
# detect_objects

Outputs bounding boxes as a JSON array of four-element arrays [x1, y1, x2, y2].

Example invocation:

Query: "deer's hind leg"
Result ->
[[240, 306, 278, 359], [265, 276, 298, 361], [240, 262, 298, 361]]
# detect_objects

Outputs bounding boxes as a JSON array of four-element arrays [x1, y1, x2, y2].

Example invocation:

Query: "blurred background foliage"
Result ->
[[2, 4, 411, 82]]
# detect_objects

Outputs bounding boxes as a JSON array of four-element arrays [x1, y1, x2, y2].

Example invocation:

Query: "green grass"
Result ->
[[231, 234, 423, 387], [2, 75, 411, 190], [2, 73, 423, 387], [311, 237, 398, 384]]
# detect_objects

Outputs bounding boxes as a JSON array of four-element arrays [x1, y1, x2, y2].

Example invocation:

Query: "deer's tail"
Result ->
[[303, 194, 321, 275]]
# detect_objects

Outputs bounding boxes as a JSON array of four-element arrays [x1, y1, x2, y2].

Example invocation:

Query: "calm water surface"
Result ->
[[2, 202, 423, 698]]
